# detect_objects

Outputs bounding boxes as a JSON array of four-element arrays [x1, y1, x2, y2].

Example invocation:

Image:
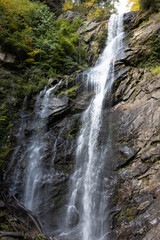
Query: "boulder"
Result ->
[[57, 10, 83, 23], [48, 78, 58, 86], [0, 52, 15, 63]]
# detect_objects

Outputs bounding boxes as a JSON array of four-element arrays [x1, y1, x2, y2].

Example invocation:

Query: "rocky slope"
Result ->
[[110, 11, 160, 239]]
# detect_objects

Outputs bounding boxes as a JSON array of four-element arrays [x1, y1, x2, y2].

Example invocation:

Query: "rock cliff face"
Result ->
[[1, 10, 160, 240], [110, 11, 160, 239], [58, 10, 108, 65]]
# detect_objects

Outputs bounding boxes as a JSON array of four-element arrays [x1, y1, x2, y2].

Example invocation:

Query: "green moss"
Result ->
[[1, 224, 10, 231], [55, 70, 81, 96], [115, 206, 138, 224], [142, 176, 150, 186], [34, 235, 47, 240], [126, 206, 137, 220], [151, 65, 160, 77], [116, 209, 125, 223], [139, 33, 160, 68], [60, 86, 79, 98], [68, 128, 77, 139], [0, 211, 5, 218], [127, 216, 135, 221], [0, 147, 14, 167]]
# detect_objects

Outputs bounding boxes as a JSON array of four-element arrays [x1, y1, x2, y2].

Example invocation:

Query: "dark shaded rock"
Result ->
[[0, 200, 5, 208], [123, 11, 138, 30], [39, 0, 64, 14], [73, 92, 94, 111], [66, 205, 79, 228], [0, 52, 15, 63], [48, 78, 58, 86]]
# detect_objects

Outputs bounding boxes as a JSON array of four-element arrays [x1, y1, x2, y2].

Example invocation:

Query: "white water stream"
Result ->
[[60, 6, 127, 240], [6, 1, 129, 238], [7, 83, 61, 214], [23, 86, 57, 211]]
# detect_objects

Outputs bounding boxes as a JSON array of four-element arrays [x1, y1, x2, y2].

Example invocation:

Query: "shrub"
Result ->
[[63, 0, 74, 11], [139, 0, 159, 12], [0, 0, 85, 75], [128, 0, 159, 12]]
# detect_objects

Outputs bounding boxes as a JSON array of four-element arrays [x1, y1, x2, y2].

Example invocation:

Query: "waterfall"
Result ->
[[5, 1, 128, 238], [7, 82, 61, 214], [61, 12, 126, 240], [23, 86, 57, 212]]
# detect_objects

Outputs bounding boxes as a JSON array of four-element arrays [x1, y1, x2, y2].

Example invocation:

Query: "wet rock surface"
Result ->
[[3, 71, 90, 236], [109, 11, 160, 240], [111, 67, 160, 239]]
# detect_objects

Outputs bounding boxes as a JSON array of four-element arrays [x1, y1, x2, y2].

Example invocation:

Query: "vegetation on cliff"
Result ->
[[63, 0, 117, 21], [128, 0, 160, 11], [0, 0, 85, 75], [0, 0, 83, 151], [0, 0, 114, 153]]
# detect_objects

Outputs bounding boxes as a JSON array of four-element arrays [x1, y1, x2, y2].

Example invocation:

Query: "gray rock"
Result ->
[[0, 200, 5, 208], [0, 52, 15, 63], [48, 78, 58, 86], [57, 10, 83, 23], [138, 201, 150, 211], [110, 12, 160, 240]]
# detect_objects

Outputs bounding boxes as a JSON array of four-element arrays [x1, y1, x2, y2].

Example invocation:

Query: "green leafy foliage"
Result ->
[[148, 33, 160, 65], [63, 0, 117, 21], [151, 66, 160, 77], [139, 33, 160, 68], [0, 0, 85, 75], [139, 0, 160, 12], [128, 0, 159, 12]]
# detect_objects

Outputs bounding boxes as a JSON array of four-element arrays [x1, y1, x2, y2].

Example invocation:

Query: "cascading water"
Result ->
[[23, 86, 58, 212], [5, 0, 129, 238], [7, 83, 61, 214], [59, 9, 126, 240]]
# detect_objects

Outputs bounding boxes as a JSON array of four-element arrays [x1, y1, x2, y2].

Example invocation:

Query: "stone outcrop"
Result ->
[[0, 52, 15, 63], [57, 10, 83, 23], [111, 67, 160, 239], [58, 10, 108, 65], [109, 11, 160, 239], [79, 19, 108, 64]]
